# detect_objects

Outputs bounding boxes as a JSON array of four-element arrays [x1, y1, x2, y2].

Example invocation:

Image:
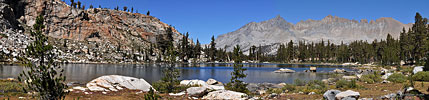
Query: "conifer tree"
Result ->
[[18, 15, 68, 100], [225, 45, 248, 93]]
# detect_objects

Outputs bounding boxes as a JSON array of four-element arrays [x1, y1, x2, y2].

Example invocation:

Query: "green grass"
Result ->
[[0, 80, 27, 97], [387, 73, 407, 83]]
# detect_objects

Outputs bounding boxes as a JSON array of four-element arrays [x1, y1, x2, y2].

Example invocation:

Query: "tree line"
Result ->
[[199, 13, 428, 66]]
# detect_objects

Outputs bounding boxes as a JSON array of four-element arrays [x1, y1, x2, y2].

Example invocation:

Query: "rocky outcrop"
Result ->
[[335, 90, 360, 100], [323, 89, 341, 100], [0, 0, 193, 63], [206, 78, 222, 85], [86, 75, 153, 92], [186, 87, 208, 97], [202, 90, 248, 100], [215, 15, 412, 54], [180, 79, 209, 87]]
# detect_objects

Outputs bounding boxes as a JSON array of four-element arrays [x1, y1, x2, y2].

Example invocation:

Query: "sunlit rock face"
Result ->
[[216, 15, 412, 55], [0, 0, 193, 62]]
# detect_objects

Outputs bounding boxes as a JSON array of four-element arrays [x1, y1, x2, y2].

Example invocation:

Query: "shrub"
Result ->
[[0, 80, 26, 96], [387, 73, 407, 83], [282, 84, 296, 92], [293, 80, 327, 94], [153, 64, 181, 93], [412, 71, 429, 82], [360, 73, 382, 84], [294, 79, 306, 86], [225, 63, 249, 94], [267, 88, 283, 94], [144, 88, 160, 100], [336, 79, 359, 89]]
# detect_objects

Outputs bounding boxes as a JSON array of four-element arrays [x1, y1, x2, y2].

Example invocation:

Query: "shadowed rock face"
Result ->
[[215, 15, 412, 55]]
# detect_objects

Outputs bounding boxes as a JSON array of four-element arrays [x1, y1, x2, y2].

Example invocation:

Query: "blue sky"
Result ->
[[66, 0, 428, 44]]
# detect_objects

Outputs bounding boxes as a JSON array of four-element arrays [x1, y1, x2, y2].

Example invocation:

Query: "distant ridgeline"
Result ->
[[213, 13, 428, 66]]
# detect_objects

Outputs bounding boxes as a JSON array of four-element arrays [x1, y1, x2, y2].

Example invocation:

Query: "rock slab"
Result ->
[[323, 89, 341, 100], [186, 87, 208, 97], [86, 75, 152, 92], [335, 90, 360, 100], [202, 90, 247, 100]]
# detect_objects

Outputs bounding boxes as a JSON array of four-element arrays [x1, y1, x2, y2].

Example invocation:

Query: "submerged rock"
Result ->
[[202, 90, 247, 100], [86, 75, 152, 92], [274, 68, 295, 73]]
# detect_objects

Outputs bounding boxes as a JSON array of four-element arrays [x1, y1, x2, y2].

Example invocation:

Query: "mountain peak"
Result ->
[[269, 15, 286, 22]]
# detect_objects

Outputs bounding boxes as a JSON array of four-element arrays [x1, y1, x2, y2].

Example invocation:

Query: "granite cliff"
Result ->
[[0, 0, 191, 63]]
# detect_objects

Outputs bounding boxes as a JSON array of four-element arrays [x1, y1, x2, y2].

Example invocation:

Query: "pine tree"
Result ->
[[77, 1, 81, 9], [209, 35, 217, 61], [123, 6, 128, 11], [286, 40, 294, 62], [225, 45, 248, 93], [18, 15, 68, 100], [195, 39, 201, 58], [276, 44, 286, 62]]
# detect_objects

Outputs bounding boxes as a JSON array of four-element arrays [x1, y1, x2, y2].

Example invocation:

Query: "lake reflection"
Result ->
[[0, 63, 353, 84]]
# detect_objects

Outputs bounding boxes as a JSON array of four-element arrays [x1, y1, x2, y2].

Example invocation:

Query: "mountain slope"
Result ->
[[0, 0, 191, 63], [215, 15, 412, 54]]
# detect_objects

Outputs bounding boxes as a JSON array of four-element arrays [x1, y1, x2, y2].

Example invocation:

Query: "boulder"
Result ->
[[206, 78, 222, 85], [169, 92, 185, 96], [186, 87, 208, 97], [381, 73, 392, 80], [207, 85, 225, 90], [274, 68, 295, 73], [180, 79, 209, 87], [335, 90, 360, 100], [342, 76, 357, 80], [333, 69, 346, 73], [413, 66, 423, 74], [202, 90, 247, 100], [323, 89, 341, 100], [86, 75, 152, 92]]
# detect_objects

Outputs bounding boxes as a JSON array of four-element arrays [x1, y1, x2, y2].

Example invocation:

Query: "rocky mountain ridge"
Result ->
[[0, 0, 193, 63], [215, 15, 412, 55]]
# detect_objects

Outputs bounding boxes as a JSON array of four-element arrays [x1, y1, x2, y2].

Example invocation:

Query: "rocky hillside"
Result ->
[[0, 0, 191, 63], [215, 15, 412, 54]]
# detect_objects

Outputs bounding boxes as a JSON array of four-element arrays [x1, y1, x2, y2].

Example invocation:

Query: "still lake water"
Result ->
[[0, 63, 353, 84]]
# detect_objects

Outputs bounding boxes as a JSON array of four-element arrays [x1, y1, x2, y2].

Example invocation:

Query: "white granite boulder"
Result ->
[[335, 90, 360, 100], [413, 66, 423, 74], [202, 90, 247, 100], [86, 75, 152, 92], [323, 89, 341, 100], [186, 87, 208, 97], [180, 79, 209, 87]]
